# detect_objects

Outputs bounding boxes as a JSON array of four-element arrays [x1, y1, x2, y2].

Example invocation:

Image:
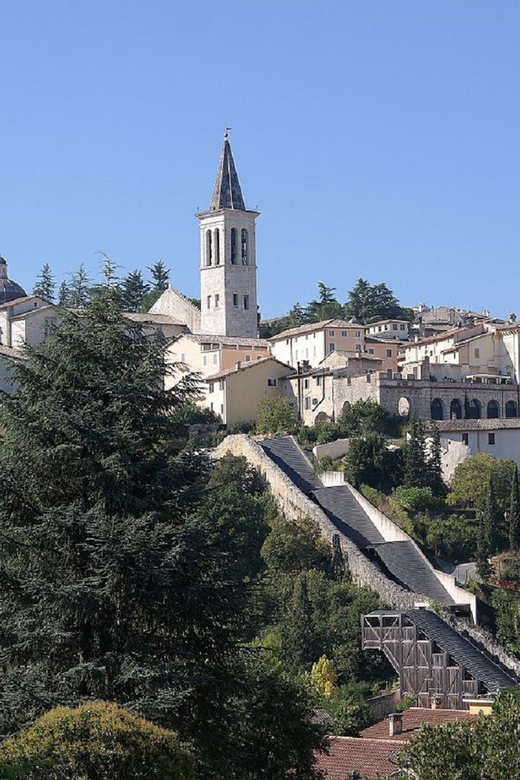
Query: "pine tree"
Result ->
[[509, 465, 520, 552], [149, 259, 170, 291], [121, 270, 150, 312], [67, 263, 91, 308], [0, 291, 325, 778], [33, 263, 55, 301], [57, 280, 70, 307], [476, 477, 500, 581]]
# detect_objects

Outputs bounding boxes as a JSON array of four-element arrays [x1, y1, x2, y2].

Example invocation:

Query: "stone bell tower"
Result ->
[[197, 134, 259, 337]]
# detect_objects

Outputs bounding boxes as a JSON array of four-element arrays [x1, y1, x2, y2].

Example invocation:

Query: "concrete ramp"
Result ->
[[260, 436, 322, 494]]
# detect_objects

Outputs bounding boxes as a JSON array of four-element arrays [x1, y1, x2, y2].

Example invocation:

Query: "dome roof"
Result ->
[[0, 256, 27, 304]]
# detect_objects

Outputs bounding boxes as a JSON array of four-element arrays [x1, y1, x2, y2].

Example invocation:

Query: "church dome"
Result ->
[[0, 256, 27, 304]]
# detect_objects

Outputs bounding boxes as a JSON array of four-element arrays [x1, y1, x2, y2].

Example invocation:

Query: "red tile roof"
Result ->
[[315, 736, 403, 779], [361, 707, 477, 742]]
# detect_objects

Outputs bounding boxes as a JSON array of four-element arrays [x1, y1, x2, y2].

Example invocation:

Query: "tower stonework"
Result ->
[[197, 135, 259, 338]]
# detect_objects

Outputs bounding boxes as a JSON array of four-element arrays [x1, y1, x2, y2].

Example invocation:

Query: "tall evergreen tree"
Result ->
[[121, 270, 150, 312], [33, 263, 56, 301], [476, 477, 499, 581], [404, 420, 429, 488], [0, 291, 325, 778], [427, 423, 445, 496], [509, 465, 520, 552], [149, 260, 170, 291], [67, 263, 91, 308], [57, 280, 71, 307]]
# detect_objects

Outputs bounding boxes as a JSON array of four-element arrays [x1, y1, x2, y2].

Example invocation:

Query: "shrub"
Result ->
[[394, 486, 436, 512], [0, 702, 195, 780]]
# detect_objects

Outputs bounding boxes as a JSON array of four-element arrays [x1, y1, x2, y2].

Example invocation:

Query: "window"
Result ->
[[213, 353, 217, 364], [233, 293, 238, 307], [400, 324, 406, 330], [180, 353, 186, 363], [304, 379, 309, 389], [207, 295, 211, 309], [245, 354, 251, 362], [214, 228, 220, 265], [341, 330, 347, 337], [474, 348, 480, 359], [355, 331, 361, 338], [386, 349, 392, 357], [488, 433, 496, 445], [244, 295, 249, 310], [316, 377, 322, 386], [392, 324, 398, 330], [378, 326, 382, 332], [241, 229, 248, 264], [368, 348, 374, 354], [230, 228, 237, 264], [329, 330, 335, 336], [267, 378, 277, 386], [329, 343, 335, 352], [206, 230, 212, 266], [208, 382, 214, 393], [215, 294, 219, 308], [202, 355, 207, 367], [462, 433, 469, 445], [313, 346, 316, 356], [304, 397, 311, 410]]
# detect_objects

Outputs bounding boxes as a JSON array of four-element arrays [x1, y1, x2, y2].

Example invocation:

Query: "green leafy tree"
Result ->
[[255, 396, 299, 435], [509, 464, 520, 551], [344, 278, 412, 324], [0, 702, 195, 780], [448, 454, 516, 515], [337, 400, 390, 437], [401, 688, 520, 780], [32, 263, 55, 302], [345, 433, 402, 492], [306, 282, 344, 322]]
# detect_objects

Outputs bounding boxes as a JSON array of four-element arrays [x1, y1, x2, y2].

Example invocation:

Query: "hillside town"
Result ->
[[2, 136, 520, 778]]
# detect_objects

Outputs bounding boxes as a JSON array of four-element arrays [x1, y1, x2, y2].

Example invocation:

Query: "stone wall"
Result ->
[[367, 690, 401, 722], [215, 435, 431, 610], [313, 438, 350, 461]]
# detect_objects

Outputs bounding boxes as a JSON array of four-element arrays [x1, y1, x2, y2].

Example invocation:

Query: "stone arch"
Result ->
[[466, 398, 481, 420], [398, 397, 410, 417], [430, 398, 444, 421], [315, 412, 329, 423], [342, 401, 351, 414], [450, 399, 462, 419], [506, 400, 518, 418], [487, 400, 500, 419]]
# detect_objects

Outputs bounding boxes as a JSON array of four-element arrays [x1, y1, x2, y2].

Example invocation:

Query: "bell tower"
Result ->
[[197, 134, 259, 337]]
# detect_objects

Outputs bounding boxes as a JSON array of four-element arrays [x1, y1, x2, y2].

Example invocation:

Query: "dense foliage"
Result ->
[[0, 703, 195, 780], [400, 689, 520, 779], [0, 292, 326, 780]]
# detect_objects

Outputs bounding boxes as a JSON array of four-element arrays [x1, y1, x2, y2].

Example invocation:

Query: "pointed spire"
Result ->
[[209, 132, 246, 211]]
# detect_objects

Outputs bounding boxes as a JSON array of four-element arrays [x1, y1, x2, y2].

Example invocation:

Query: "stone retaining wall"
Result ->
[[215, 435, 428, 610]]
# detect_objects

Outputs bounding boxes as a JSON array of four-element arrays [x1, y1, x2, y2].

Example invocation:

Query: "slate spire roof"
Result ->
[[209, 133, 246, 211]]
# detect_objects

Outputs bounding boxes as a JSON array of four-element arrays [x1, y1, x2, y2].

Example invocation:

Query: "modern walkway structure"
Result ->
[[259, 436, 464, 612], [362, 609, 517, 709]]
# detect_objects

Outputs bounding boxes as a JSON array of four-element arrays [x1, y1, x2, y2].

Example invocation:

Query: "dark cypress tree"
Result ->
[[404, 420, 429, 488], [33, 263, 56, 301], [476, 478, 499, 581], [509, 465, 520, 552], [427, 423, 445, 496]]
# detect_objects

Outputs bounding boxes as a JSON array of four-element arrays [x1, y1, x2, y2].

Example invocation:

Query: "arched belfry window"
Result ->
[[241, 229, 248, 265], [206, 230, 212, 266], [230, 228, 237, 264], [506, 400, 518, 418], [431, 398, 444, 420], [450, 399, 462, 419], [215, 229, 220, 265], [487, 400, 499, 419]]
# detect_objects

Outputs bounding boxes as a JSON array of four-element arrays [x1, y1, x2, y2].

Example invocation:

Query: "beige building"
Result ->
[[365, 318, 411, 340], [149, 287, 201, 333], [206, 357, 292, 426], [0, 296, 60, 349], [269, 319, 365, 368]]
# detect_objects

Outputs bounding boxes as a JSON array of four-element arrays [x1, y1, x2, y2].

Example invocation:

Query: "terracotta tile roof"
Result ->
[[205, 356, 293, 381], [315, 736, 403, 779], [361, 708, 477, 742]]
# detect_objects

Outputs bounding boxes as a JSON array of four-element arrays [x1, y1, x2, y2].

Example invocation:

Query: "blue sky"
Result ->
[[0, 1, 519, 319]]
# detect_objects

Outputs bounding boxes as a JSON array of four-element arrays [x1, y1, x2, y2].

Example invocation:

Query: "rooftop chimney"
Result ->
[[388, 712, 403, 737]]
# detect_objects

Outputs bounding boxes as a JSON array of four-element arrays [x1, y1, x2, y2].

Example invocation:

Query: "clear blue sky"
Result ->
[[1, 1, 519, 319]]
